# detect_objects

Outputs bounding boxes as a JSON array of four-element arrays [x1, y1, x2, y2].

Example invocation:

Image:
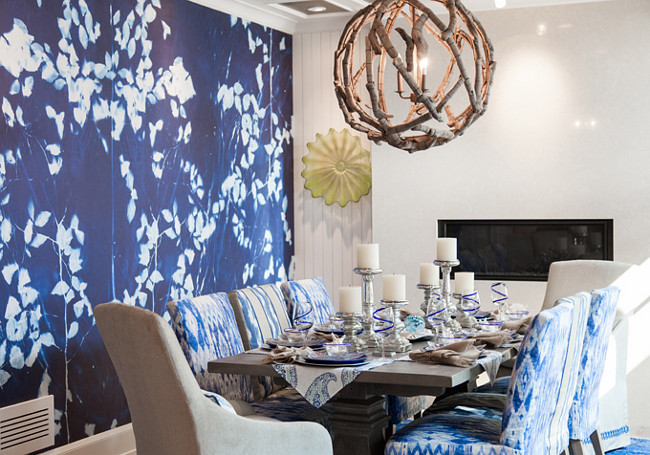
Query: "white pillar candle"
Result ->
[[454, 271, 474, 295], [383, 274, 406, 301], [437, 238, 457, 261], [339, 286, 362, 313], [419, 263, 439, 285], [357, 243, 380, 269]]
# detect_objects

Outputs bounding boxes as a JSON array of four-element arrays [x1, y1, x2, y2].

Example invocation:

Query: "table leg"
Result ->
[[329, 384, 391, 455]]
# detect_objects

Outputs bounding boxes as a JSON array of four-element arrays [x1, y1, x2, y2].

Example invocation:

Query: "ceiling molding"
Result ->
[[189, 0, 615, 35]]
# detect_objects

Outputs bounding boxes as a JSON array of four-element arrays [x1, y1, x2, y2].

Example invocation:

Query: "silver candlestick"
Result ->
[[433, 259, 463, 333], [379, 299, 411, 353], [338, 312, 366, 353], [353, 267, 382, 349]]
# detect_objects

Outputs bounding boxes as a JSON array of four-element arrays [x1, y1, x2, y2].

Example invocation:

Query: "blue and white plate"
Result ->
[[303, 351, 368, 366], [474, 311, 491, 319], [265, 336, 325, 349]]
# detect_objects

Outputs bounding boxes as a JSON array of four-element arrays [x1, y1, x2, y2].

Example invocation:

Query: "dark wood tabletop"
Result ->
[[208, 342, 518, 455]]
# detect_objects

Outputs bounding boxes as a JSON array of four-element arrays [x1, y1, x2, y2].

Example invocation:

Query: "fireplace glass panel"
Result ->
[[438, 219, 613, 281]]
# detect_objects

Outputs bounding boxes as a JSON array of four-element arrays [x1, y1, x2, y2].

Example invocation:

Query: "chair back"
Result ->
[[167, 293, 255, 402], [501, 292, 590, 453], [541, 260, 632, 311], [281, 277, 335, 326], [569, 286, 620, 440], [228, 283, 291, 351], [95, 302, 209, 454]]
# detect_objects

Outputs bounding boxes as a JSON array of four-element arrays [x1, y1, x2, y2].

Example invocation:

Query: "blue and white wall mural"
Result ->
[[0, 0, 293, 447]]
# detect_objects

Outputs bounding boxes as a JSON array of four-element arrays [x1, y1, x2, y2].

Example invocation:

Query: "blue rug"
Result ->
[[609, 439, 650, 454]]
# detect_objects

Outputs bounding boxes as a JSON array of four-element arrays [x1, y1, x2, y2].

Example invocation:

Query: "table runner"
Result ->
[[272, 355, 402, 407]]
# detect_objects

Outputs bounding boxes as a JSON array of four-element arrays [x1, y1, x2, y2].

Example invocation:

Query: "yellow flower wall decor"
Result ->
[[302, 129, 372, 207]]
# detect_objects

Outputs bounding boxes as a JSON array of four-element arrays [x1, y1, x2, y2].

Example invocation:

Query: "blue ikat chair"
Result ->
[[568, 286, 620, 454], [96, 302, 332, 455], [281, 277, 335, 326], [281, 277, 426, 425], [385, 293, 590, 455], [228, 283, 292, 351], [167, 292, 331, 428]]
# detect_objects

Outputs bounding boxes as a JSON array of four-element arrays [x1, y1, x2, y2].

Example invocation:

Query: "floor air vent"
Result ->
[[0, 396, 54, 455]]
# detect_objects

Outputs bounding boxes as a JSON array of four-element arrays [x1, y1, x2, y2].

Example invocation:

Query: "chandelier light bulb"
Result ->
[[495, 0, 506, 8]]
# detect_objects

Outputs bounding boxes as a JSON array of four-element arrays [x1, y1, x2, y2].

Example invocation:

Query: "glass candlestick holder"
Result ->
[[353, 267, 383, 349], [433, 259, 463, 334], [337, 312, 366, 353], [379, 299, 411, 353]]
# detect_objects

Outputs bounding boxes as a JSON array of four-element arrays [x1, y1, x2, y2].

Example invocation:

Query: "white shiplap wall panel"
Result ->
[[292, 30, 373, 309]]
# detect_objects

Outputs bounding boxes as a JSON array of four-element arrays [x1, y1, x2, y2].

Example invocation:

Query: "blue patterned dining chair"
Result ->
[[167, 292, 331, 428], [424, 286, 622, 455], [432, 260, 634, 453], [228, 283, 291, 351], [568, 286, 620, 455], [95, 302, 332, 455], [281, 277, 426, 426], [424, 290, 591, 416], [385, 293, 589, 455], [281, 277, 335, 326]]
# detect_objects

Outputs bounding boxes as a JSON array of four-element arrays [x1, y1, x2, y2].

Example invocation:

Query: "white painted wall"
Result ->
[[372, 0, 650, 437], [292, 31, 373, 306]]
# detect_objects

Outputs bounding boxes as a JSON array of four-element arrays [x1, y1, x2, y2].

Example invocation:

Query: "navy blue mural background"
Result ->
[[0, 0, 293, 446]]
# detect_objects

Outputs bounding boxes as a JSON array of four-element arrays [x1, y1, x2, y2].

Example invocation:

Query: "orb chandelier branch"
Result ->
[[334, 0, 496, 152]]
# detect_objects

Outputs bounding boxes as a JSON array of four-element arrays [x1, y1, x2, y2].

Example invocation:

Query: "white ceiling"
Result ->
[[189, 0, 613, 34]]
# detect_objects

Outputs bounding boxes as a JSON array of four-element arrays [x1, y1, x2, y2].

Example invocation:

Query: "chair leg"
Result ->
[[569, 439, 585, 455], [590, 430, 605, 455]]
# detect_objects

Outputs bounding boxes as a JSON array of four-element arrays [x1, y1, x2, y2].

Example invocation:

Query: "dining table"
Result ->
[[208, 341, 518, 455]]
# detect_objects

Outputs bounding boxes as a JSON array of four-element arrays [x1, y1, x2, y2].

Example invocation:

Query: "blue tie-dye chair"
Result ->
[[425, 286, 622, 455], [228, 283, 292, 351], [281, 277, 426, 425], [568, 286, 620, 454], [280, 277, 335, 326], [384, 293, 590, 455], [167, 292, 331, 428]]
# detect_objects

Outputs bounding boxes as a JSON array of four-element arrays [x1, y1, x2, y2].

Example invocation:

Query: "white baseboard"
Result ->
[[43, 424, 136, 455]]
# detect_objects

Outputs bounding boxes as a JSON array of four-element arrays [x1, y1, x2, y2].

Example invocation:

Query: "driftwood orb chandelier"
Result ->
[[334, 0, 496, 152]]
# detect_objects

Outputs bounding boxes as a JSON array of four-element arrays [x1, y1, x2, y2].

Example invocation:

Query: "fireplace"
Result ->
[[438, 219, 613, 281]]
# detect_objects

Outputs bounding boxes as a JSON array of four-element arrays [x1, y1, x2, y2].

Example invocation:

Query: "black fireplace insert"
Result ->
[[438, 219, 613, 281]]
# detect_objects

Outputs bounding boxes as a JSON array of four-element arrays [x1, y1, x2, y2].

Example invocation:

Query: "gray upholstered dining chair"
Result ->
[[95, 302, 333, 455]]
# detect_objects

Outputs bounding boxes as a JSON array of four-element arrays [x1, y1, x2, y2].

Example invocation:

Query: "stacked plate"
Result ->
[[264, 336, 325, 349], [300, 351, 369, 367]]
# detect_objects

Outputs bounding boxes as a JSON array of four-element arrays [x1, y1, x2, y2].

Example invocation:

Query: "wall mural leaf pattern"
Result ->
[[0, 0, 293, 447]]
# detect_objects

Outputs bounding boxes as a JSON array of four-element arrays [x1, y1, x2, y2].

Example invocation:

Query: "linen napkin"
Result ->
[[502, 316, 533, 334], [469, 330, 511, 348], [262, 346, 313, 365], [409, 339, 480, 367]]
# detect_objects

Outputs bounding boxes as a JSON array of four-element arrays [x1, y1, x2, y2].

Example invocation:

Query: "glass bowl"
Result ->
[[477, 320, 505, 332], [323, 342, 351, 356], [284, 328, 306, 343]]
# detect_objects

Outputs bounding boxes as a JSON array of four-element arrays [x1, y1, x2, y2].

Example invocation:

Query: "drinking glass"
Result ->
[[490, 282, 508, 321], [460, 290, 481, 330], [292, 301, 314, 333], [426, 293, 447, 340], [373, 307, 393, 357]]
